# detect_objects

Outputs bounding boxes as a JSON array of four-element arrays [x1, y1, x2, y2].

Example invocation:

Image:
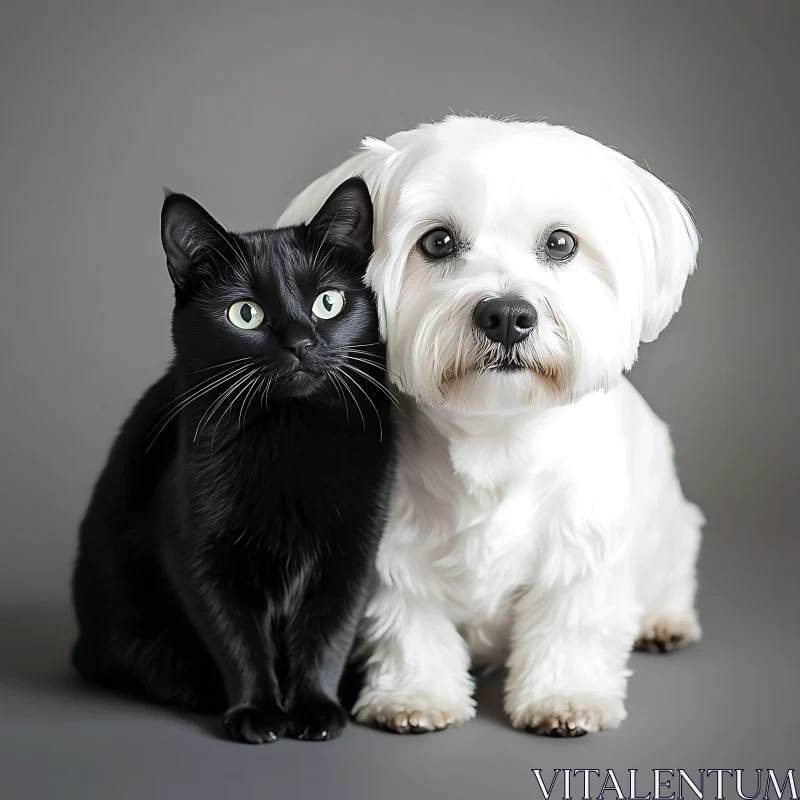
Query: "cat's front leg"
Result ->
[[164, 541, 287, 744], [504, 563, 639, 737], [281, 567, 372, 742]]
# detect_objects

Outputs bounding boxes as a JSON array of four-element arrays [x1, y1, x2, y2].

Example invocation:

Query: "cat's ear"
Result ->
[[161, 190, 234, 289], [307, 177, 373, 260]]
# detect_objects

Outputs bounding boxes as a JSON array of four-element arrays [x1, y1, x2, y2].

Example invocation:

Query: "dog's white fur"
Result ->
[[278, 116, 703, 735]]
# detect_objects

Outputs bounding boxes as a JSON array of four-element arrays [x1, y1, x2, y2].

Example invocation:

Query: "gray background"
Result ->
[[1, 0, 798, 797]]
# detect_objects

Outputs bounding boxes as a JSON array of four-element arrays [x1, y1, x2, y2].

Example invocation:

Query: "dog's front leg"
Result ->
[[504, 564, 639, 737], [352, 586, 476, 733]]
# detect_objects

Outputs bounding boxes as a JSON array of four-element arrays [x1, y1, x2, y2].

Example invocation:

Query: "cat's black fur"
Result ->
[[71, 178, 393, 744]]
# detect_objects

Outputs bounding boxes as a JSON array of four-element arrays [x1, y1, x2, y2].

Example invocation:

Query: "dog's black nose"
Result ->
[[473, 296, 537, 348]]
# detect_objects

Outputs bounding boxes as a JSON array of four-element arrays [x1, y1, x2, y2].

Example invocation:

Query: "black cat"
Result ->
[[71, 178, 394, 743]]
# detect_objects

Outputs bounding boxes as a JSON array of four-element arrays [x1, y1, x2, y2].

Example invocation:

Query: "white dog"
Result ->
[[277, 116, 703, 737]]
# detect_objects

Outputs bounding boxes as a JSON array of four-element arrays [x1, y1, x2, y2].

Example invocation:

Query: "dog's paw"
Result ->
[[289, 696, 349, 742], [354, 691, 476, 734], [223, 704, 288, 744], [508, 693, 626, 737], [635, 611, 701, 654]]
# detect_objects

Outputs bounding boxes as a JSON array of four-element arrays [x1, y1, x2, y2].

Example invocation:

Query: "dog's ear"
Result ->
[[277, 137, 397, 232], [624, 165, 700, 343]]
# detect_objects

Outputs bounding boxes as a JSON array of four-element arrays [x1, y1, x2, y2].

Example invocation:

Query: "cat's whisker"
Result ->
[[189, 356, 253, 375], [232, 525, 250, 548], [337, 367, 384, 442], [328, 347, 389, 368], [146, 364, 252, 450], [260, 373, 275, 412], [342, 350, 385, 362], [325, 343, 391, 367], [193, 377, 247, 443], [255, 372, 271, 414], [220, 369, 260, 438], [337, 347, 384, 368], [328, 342, 382, 352], [341, 363, 410, 421], [340, 348, 384, 357], [195, 367, 260, 443], [341, 360, 395, 390], [342, 354, 402, 382], [331, 371, 346, 409], [328, 371, 349, 422], [333, 367, 365, 433], [345, 359, 401, 382], [247, 372, 265, 418], [155, 361, 253, 413], [215, 370, 263, 444], [150, 370, 247, 434], [238, 369, 265, 430], [236, 376, 257, 431]]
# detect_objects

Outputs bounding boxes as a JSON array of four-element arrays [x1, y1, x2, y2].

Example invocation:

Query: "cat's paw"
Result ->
[[634, 611, 701, 653], [507, 693, 626, 737], [289, 697, 349, 742], [353, 691, 476, 734], [223, 704, 288, 744]]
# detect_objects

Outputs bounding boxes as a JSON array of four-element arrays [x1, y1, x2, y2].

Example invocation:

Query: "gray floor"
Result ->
[[2, 1, 798, 797], [4, 523, 799, 798]]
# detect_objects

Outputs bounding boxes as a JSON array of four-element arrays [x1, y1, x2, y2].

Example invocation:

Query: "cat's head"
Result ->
[[160, 178, 380, 401]]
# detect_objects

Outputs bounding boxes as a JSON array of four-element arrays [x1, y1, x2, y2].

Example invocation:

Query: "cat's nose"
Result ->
[[281, 323, 314, 362]]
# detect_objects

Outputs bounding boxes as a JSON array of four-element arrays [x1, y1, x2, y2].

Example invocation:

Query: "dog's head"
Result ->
[[279, 116, 699, 412]]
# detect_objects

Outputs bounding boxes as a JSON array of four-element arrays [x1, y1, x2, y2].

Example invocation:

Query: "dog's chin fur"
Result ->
[[438, 369, 569, 415], [278, 115, 704, 736]]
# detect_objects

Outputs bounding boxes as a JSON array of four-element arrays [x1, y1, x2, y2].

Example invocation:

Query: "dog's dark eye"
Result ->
[[545, 230, 577, 261], [420, 228, 455, 258]]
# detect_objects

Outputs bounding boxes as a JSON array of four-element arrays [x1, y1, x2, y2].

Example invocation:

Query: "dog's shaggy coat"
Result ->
[[278, 116, 703, 736]]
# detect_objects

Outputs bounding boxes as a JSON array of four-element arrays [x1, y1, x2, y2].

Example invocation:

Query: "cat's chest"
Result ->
[[185, 411, 384, 542]]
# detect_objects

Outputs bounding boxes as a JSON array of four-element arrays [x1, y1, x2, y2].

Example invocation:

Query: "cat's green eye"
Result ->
[[227, 300, 265, 330], [312, 290, 345, 320]]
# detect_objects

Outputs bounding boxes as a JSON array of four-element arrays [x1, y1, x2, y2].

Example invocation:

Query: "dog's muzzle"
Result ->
[[473, 296, 537, 348]]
